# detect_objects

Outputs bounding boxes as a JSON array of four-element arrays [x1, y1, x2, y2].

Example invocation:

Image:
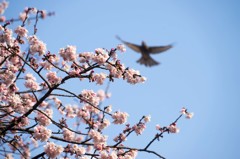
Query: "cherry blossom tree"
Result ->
[[0, 1, 193, 159]]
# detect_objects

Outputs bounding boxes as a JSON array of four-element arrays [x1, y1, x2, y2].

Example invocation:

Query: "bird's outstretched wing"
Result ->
[[149, 45, 173, 54], [116, 35, 141, 53]]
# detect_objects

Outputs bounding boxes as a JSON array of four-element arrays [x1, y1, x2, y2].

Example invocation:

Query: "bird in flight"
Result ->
[[116, 36, 173, 67]]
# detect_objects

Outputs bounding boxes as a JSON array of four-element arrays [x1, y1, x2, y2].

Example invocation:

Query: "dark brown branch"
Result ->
[[144, 113, 184, 150], [55, 87, 112, 116], [2, 12, 55, 24]]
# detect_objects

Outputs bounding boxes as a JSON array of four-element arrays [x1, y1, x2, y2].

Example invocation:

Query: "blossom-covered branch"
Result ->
[[0, 1, 193, 159]]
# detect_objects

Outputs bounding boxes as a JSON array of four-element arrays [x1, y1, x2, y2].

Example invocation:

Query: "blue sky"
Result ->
[[5, 0, 240, 158]]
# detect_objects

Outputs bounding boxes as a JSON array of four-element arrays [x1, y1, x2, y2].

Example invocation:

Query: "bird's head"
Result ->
[[141, 41, 148, 49]]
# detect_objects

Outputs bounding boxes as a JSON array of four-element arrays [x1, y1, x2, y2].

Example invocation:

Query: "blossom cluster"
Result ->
[[62, 128, 74, 141], [0, 0, 8, 22], [15, 26, 28, 37], [59, 45, 77, 62], [24, 73, 39, 90], [89, 129, 108, 150], [44, 142, 64, 159], [46, 71, 62, 85], [36, 109, 53, 126], [67, 144, 86, 157], [112, 111, 129, 124], [180, 107, 194, 119], [33, 125, 52, 142], [28, 35, 47, 56]]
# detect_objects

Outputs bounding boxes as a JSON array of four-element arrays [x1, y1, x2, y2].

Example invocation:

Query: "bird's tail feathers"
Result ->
[[137, 56, 159, 67]]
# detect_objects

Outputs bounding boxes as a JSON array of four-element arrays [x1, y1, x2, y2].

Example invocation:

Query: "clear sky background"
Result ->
[[5, 0, 240, 159]]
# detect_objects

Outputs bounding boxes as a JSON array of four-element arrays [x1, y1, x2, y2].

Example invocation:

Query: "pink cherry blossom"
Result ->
[[168, 123, 180, 133], [17, 116, 30, 127], [1, 28, 13, 45], [40, 101, 49, 107], [97, 90, 106, 102], [85, 146, 93, 153], [14, 26, 28, 37], [59, 45, 77, 62], [186, 112, 194, 119], [105, 105, 112, 113], [52, 97, 61, 107], [25, 73, 36, 81], [0, 70, 15, 86], [62, 128, 74, 141], [117, 44, 126, 52], [40, 53, 59, 70], [84, 104, 100, 114], [80, 89, 100, 106], [44, 142, 64, 159], [8, 94, 25, 113], [133, 123, 146, 135], [180, 107, 194, 119], [9, 93, 35, 114], [0, 83, 7, 95], [143, 115, 151, 123], [180, 107, 187, 114], [40, 10, 47, 19], [124, 69, 147, 84], [109, 151, 118, 159], [75, 135, 83, 142], [24, 79, 39, 90], [69, 66, 81, 76], [33, 125, 52, 142], [92, 48, 109, 65], [36, 109, 53, 126], [71, 144, 86, 156], [100, 151, 108, 159], [98, 118, 110, 130], [19, 12, 27, 21], [108, 60, 126, 77], [65, 105, 77, 118], [114, 133, 127, 142], [112, 111, 129, 124], [0, 0, 8, 15], [156, 124, 161, 130], [79, 52, 93, 63], [110, 51, 118, 61], [88, 129, 107, 146], [77, 107, 90, 119], [125, 150, 138, 159], [46, 71, 62, 85], [92, 73, 107, 85], [0, 15, 5, 22], [28, 35, 47, 56]]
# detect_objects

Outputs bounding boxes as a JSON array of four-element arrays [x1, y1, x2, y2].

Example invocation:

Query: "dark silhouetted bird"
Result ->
[[116, 36, 173, 67]]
